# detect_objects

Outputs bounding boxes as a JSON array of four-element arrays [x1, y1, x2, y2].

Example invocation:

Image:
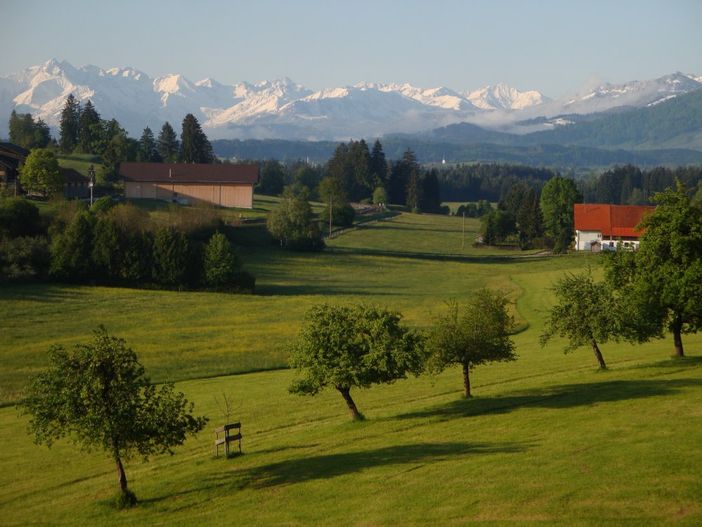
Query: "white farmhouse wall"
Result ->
[[575, 230, 602, 251]]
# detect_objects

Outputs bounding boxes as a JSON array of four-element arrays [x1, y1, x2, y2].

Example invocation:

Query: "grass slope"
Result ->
[[1, 211, 700, 525]]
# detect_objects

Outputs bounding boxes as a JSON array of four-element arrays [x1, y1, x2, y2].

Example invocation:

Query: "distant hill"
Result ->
[[521, 88, 702, 150], [420, 89, 702, 152]]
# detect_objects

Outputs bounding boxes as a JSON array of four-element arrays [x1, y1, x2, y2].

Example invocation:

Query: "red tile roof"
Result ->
[[120, 162, 259, 185], [574, 204, 655, 238]]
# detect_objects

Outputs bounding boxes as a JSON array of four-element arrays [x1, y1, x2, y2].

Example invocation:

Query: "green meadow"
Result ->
[[1, 207, 700, 525]]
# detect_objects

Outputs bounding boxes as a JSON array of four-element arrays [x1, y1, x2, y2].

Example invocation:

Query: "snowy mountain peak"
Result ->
[[2, 59, 702, 141], [466, 83, 547, 111]]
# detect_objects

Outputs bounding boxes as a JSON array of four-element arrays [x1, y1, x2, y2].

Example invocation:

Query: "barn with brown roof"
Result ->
[[574, 203, 655, 251], [120, 162, 259, 208]]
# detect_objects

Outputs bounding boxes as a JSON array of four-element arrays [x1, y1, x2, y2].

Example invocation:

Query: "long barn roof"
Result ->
[[120, 162, 259, 185], [574, 204, 655, 237]]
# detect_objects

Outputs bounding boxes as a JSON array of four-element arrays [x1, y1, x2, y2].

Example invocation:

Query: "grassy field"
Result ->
[[1, 209, 701, 525]]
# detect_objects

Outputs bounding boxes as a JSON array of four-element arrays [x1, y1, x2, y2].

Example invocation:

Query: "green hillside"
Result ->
[[1, 211, 700, 525], [525, 89, 702, 150]]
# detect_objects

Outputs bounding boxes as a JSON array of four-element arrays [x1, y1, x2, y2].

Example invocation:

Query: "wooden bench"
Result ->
[[214, 422, 242, 457]]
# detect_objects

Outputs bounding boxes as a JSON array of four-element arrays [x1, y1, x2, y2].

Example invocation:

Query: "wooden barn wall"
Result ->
[[125, 182, 253, 208]]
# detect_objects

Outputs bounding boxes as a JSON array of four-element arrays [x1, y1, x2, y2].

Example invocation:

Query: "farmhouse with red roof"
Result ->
[[574, 204, 655, 251]]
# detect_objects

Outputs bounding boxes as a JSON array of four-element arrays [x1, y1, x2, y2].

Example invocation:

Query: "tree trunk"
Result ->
[[591, 339, 607, 369], [337, 386, 363, 420], [462, 362, 472, 398], [115, 453, 128, 494], [672, 315, 685, 358]]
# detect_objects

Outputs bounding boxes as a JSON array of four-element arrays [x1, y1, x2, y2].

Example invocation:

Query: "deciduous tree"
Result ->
[[427, 290, 516, 398], [22, 327, 207, 506], [540, 175, 581, 253], [19, 148, 63, 198], [607, 182, 702, 357], [289, 304, 425, 420], [540, 271, 620, 369], [267, 186, 323, 250]]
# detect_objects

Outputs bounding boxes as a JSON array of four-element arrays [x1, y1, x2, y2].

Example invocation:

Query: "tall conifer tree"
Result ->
[[59, 94, 81, 153], [157, 122, 180, 162], [77, 100, 101, 153], [180, 114, 214, 163], [369, 139, 387, 186]]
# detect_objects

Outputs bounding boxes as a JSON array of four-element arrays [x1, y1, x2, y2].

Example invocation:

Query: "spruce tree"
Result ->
[[369, 139, 387, 187], [420, 169, 441, 213], [137, 127, 162, 162], [77, 100, 101, 153], [157, 122, 180, 162], [59, 94, 81, 153], [405, 168, 423, 211], [180, 114, 214, 163]]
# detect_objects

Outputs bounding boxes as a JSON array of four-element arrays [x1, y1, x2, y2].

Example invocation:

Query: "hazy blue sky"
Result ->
[[2, 0, 701, 97]]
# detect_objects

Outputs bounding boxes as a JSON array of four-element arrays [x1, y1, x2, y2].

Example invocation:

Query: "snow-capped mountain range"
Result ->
[[1, 59, 701, 141]]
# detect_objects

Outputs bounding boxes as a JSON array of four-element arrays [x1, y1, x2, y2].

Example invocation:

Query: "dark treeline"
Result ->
[[579, 164, 702, 205], [0, 197, 254, 292], [435, 163, 557, 202]]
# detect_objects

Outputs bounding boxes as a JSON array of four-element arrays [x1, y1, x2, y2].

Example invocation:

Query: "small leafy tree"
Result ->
[[289, 304, 425, 420], [19, 149, 63, 198], [427, 289, 516, 398], [267, 186, 324, 251], [21, 327, 207, 506], [540, 271, 620, 369], [203, 232, 241, 289], [372, 186, 388, 206]]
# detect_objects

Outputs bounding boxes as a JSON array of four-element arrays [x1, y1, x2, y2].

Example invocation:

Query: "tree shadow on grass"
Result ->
[[204, 442, 525, 490], [327, 246, 539, 265], [0, 284, 89, 304], [397, 378, 702, 422]]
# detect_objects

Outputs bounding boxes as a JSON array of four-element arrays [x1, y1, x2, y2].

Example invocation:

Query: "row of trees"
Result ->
[[0, 197, 254, 292], [58, 94, 214, 163], [289, 288, 516, 420], [541, 182, 702, 367], [258, 143, 444, 218], [7, 95, 217, 187]]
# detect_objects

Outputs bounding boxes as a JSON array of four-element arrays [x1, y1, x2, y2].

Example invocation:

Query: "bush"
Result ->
[[152, 227, 194, 288], [321, 203, 355, 228], [90, 196, 117, 215], [0, 236, 50, 281], [50, 211, 94, 281], [0, 198, 43, 239]]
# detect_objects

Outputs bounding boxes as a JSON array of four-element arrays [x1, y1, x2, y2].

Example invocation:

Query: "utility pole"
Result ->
[[88, 164, 95, 206], [462, 211, 466, 250]]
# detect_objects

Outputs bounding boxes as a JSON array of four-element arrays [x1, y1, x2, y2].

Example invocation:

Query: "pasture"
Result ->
[[1, 208, 700, 525]]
